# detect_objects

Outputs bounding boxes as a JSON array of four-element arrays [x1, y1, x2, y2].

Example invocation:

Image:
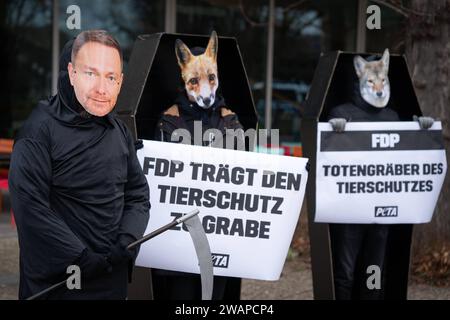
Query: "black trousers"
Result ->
[[152, 269, 241, 300], [329, 224, 389, 300]]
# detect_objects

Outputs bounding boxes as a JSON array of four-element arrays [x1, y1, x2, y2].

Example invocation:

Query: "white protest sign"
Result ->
[[135, 140, 308, 280], [315, 121, 447, 224]]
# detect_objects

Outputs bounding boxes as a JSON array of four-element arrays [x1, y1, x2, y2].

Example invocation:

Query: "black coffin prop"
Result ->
[[115, 33, 258, 139], [114, 33, 258, 299], [301, 51, 422, 300]]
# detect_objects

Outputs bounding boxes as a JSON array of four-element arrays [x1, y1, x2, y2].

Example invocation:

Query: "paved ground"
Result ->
[[1, 218, 449, 300], [241, 255, 450, 300], [0, 220, 19, 300]]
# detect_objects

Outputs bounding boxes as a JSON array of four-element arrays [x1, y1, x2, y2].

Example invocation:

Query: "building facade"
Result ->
[[2, 0, 406, 151]]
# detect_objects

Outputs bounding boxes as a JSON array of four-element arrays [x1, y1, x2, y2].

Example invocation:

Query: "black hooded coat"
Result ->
[[326, 80, 401, 300], [327, 81, 400, 122], [9, 40, 150, 299]]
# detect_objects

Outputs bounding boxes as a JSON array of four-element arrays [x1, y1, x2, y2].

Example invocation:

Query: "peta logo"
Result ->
[[375, 206, 398, 217], [372, 133, 400, 148], [212, 253, 229, 268]]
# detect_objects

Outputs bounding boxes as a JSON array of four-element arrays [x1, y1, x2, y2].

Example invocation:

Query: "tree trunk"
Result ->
[[405, 0, 450, 255]]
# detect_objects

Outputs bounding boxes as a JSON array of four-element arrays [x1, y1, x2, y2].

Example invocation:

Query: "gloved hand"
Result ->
[[108, 234, 137, 266], [413, 115, 434, 130], [329, 118, 347, 132], [134, 139, 144, 151], [76, 249, 111, 280]]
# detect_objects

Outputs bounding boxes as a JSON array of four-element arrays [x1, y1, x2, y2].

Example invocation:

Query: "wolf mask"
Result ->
[[353, 48, 390, 108]]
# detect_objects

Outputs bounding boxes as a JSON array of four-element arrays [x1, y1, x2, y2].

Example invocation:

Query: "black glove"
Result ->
[[76, 249, 111, 280], [108, 234, 137, 266], [134, 139, 144, 151], [329, 118, 347, 132], [413, 115, 434, 130]]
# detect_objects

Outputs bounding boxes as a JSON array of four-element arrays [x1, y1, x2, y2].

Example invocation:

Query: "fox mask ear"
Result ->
[[353, 55, 367, 78], [205, 30, 218, 61], [175, 39, 193, 67], [381, 48, 390, 73]]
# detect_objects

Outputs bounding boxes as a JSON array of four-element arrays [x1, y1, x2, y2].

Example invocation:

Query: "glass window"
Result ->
[[59, 0, 165, 66], [2, 0, 52, 138], [365, 1, 408, 54], [265, 0, 357, 149]]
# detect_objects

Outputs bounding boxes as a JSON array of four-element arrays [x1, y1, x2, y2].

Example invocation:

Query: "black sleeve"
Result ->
[[154, 114, 189, 144], [326, 105, 348, 121], [117, 129, 151, 241], [223, 113, 244, 130], [9, 138, 86, 279], [222, 113, 246, 150], [154, 117, 173, 143]]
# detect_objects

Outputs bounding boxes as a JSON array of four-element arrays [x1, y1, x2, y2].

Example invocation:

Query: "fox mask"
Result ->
[[354, 48, 390, 108], [175, 31, 219, 109]]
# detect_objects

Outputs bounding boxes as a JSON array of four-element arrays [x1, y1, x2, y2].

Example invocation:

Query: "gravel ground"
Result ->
[[1, 222, 448, 300], [241, 256, 313, 300]]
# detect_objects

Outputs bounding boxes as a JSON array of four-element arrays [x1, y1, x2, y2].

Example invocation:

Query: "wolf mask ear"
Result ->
[[381, 48, 390, 73], [205, 30, 218, 61], [175, 39, 193, 67], [353, 55, 367, 78]]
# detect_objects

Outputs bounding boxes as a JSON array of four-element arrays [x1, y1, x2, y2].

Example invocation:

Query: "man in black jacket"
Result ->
[[9, 30, 150, 300], [151, 41, 244, 300], [152, 93, 243, 300], [327, 49, 433, 299]]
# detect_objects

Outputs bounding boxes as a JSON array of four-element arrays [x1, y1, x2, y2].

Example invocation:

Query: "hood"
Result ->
[[351, 80, 382, 114], [351, 78, 395, 115]]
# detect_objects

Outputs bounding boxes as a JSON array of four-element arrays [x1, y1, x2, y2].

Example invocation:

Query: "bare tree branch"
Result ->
[[371, 0, 435, 18]]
